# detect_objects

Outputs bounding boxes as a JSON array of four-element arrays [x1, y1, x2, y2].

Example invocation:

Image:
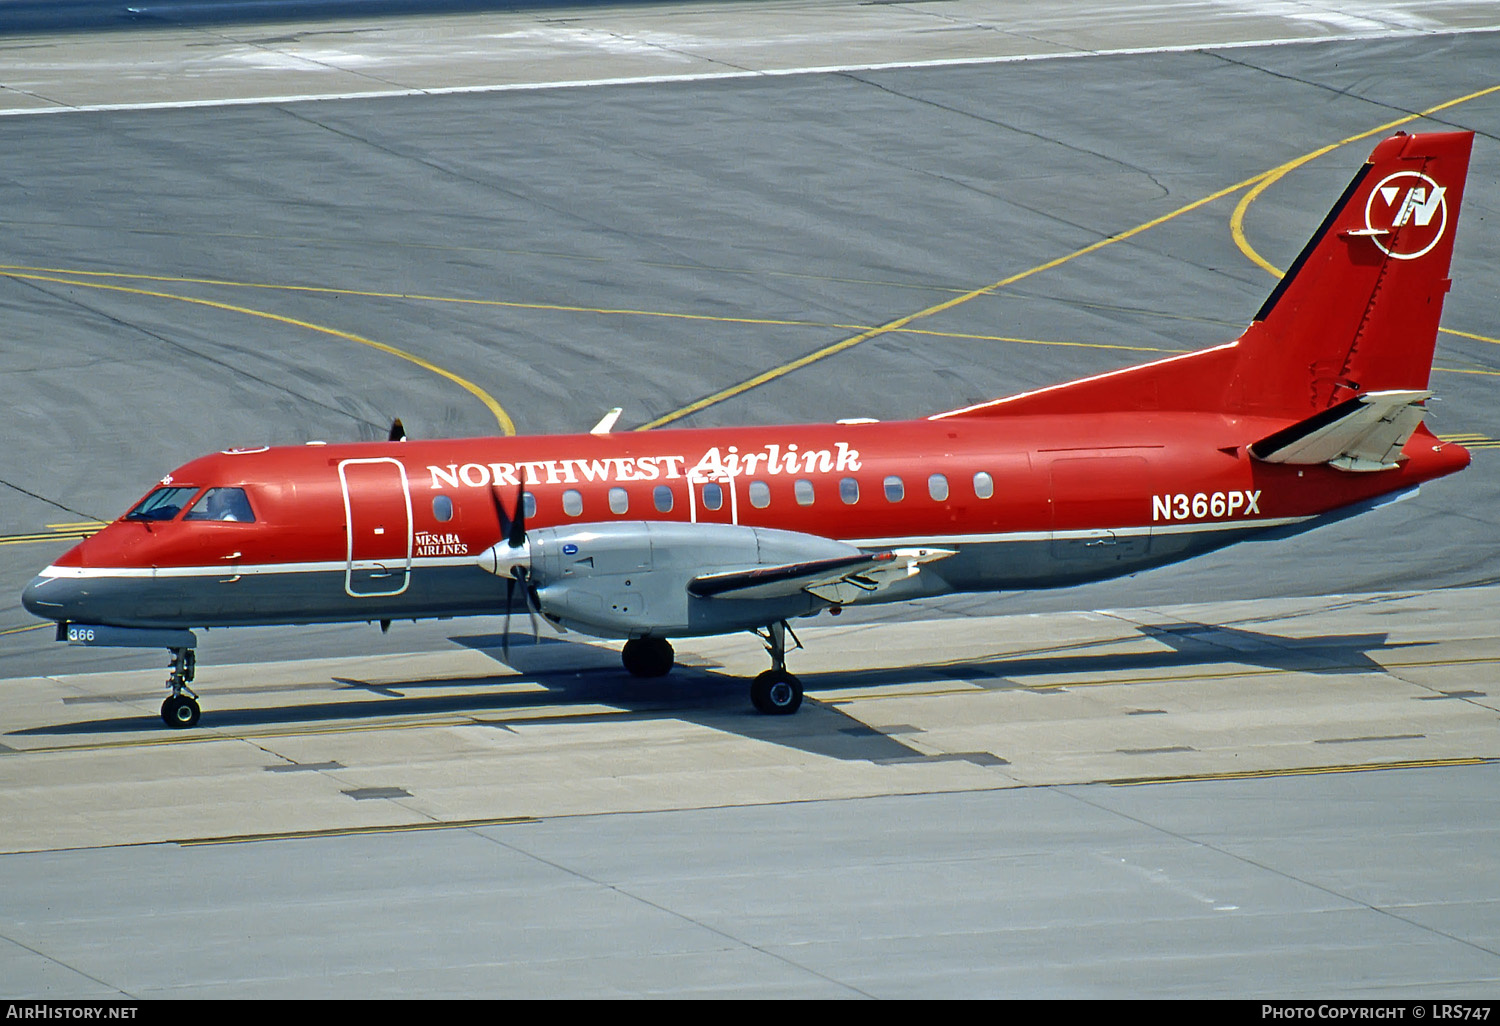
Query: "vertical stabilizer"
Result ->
[[1230, 131, 1473, 416]]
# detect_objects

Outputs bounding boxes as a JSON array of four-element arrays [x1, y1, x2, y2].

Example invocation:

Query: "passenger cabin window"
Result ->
[[928, 473, 949, 502], [653, 485, 674, 513], [973, 471, 995, 500], [523, 492, 537, 519], [432, 495, 454, 522], [127, 487, 199, 521], [608, 487, 629, 515], [839, 478, 859, 505], [794, 479, 814, 507], [749, 480, 771, 509], [562, 489, 583, 517], [184, 487, 255, 523], [884, 476, 905, 502], [702, 482, 724, 511]]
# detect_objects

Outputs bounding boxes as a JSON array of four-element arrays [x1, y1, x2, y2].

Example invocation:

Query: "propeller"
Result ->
[[480, 484, 539, 658], [388, 418, 407, 442]]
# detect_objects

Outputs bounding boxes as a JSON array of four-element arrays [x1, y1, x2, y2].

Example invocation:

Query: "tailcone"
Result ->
[[1408, 430, 1471, 482]]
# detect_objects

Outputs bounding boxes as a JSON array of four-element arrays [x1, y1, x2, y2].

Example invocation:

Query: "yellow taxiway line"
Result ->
[[175, 815, 538, 847], [1108, 756, 1493, 787], [0, 270, 516, 435]]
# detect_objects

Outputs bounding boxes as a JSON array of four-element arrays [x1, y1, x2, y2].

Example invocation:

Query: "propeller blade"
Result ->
[[483, 480, 527, 552], [516, 569, 540, 643], [501, 575, 515, 659], [485, 482, 530, 660], [507, 484, 527, 550], [387, 418, 407, 442], [487, 486, 512, 542]]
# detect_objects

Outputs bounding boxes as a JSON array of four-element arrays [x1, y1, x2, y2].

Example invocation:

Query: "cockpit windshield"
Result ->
[[184, 487, 256, 523], [126, 486, 199, 521]]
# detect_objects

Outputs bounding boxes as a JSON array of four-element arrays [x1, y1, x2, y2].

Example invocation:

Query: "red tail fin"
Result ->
[[1229, 130, 1472, 416], [933, 131, 1473, 421]]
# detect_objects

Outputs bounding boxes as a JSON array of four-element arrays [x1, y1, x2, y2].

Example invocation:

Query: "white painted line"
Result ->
[[2, 25, 1495, 118]]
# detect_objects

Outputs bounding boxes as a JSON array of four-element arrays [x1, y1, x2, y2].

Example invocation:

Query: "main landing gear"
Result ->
[[750, 621, 802, 715], [620, 624, 805, 714], [160, 647, 200, 728]]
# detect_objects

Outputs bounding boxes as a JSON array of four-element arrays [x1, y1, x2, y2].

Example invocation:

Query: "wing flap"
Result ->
[[1248, 390, 1431, 471]]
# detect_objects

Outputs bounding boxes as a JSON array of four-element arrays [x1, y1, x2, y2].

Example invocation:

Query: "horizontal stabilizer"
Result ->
[[1248, 390, 1431, 471], [688, 548, 954, 603]]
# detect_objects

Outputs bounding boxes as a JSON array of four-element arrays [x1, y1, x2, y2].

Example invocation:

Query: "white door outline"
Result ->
[[338, 457, 414, 598], [686, 465, 739, 525]]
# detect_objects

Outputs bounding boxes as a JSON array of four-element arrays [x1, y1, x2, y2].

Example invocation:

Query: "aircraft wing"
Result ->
[[688, 547, 955, 603], [1248, 390, 1432, 471]]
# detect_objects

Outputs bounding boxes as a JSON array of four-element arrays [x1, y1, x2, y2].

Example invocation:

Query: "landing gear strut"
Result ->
[[160, 647, 200, 728], [622, 636, 674, 678], [750, 621, 803, 715]]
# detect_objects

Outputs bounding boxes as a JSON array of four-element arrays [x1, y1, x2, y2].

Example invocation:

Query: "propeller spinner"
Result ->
[[476, 485, 539, 655]]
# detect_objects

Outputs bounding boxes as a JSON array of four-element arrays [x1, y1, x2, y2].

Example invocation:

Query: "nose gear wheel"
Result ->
[[161, 647, 200, 728]]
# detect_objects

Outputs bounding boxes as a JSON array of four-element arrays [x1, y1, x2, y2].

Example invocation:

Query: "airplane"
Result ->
[[21, 129, 1476, 728]]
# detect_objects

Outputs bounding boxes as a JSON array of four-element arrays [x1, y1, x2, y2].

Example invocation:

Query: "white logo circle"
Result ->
[[1363, 171, 1448, 260]]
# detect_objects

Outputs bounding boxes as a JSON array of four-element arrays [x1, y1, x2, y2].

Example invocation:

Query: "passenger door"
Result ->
[[338, 458, 413, 597]]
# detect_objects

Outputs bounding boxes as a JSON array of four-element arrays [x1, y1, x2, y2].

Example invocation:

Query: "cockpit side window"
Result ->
[[184, 487, 256, 523], [127, 487, 200, 521]]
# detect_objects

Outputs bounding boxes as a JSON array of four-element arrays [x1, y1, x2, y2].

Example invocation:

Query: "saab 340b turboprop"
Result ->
[[22, 131, 1477, 727]]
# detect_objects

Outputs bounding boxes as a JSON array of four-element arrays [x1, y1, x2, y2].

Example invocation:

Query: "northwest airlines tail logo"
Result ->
[[1363, 171, 1448, 260]]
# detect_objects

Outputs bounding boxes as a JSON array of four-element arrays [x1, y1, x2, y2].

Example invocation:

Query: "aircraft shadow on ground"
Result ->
[[789, 623, 1431, 692], [9, 624, 1431, 763]]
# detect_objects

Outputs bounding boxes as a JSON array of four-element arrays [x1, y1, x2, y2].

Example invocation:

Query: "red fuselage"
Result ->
[[23, 411, 1470, 635]]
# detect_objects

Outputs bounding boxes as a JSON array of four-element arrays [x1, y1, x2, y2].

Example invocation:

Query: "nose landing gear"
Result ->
[[160, 647, 199, 728]]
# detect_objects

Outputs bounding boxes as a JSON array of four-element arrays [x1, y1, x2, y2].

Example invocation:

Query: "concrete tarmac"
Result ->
[[5, 0, 1500, 114], [1, 0, 1499, 999]]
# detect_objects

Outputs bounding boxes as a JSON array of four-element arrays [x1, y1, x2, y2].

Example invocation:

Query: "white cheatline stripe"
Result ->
[[3, 26, 1497, 118], [845, 517, 1311, 548], [32, 517, 1313, 579]]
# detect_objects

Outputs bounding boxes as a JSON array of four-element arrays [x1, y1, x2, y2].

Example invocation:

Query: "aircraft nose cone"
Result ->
[[21, 573, 68, 621]]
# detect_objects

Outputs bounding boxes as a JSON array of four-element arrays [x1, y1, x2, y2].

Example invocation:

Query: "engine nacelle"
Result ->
[[523, 521, 862, 639]]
